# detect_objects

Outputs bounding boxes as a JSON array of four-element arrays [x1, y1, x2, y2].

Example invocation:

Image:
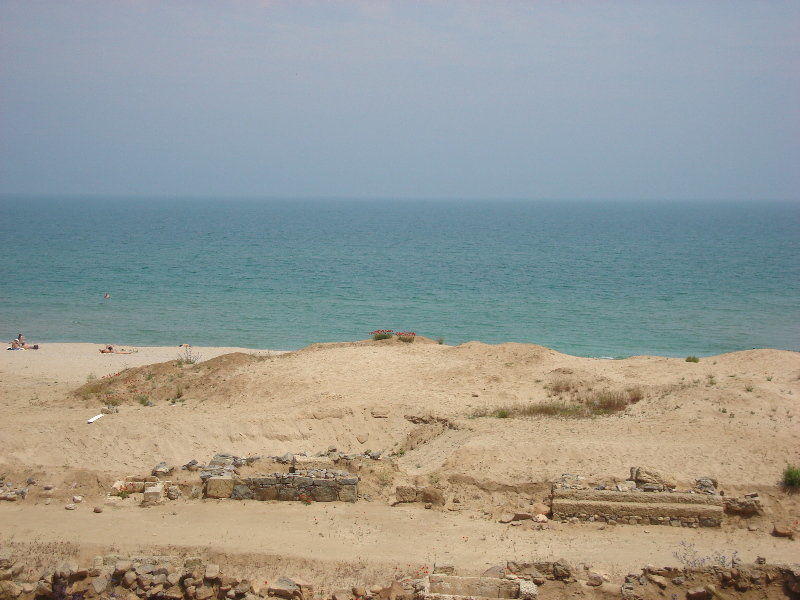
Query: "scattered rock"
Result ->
[[64, 503, 77, 510], [772, 523, 795, 540], [72, 495, 83, 503], [630, 466, 676, 490], [152, 462, 174, 477], [93, 506, 103, 513]]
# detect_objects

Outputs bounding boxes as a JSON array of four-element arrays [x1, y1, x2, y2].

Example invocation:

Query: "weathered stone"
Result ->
[[205, 477, 235, 499], [92, 575, 111, 594], [686, 588, 711, 600], [72, 495, 83, 503], [419, 487, 445, 506], [724, 496, 763, 516], [552, 559, 573, 581], [394, 486, 417, 503], [631, 467, 676, 490], [518, 579, 538, 599], [231, 485, 254, 500], [312, 486, 338, 502], [646, 573, 668, 589], [143, 483, 164, 504], [772, 523, 795, 539], [195, 585, 214, 600], [429, 575, 517, 598], [122, 571, 137, 587], [166, 486, 181, 500], [268, 577, 300, 599], [256, 487, 278, 501], [204, 564, 220, 580], [586, 573, 603, 586], [64, 503, 77, 510], [152, 462, 173, 476], [338, 485, 357, 503]]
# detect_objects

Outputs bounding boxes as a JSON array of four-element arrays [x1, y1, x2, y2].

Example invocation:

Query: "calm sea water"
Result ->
[[1, 198, 798, 357]]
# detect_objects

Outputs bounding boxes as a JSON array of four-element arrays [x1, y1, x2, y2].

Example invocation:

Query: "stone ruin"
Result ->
[[2, 551, 799, 600], [111, 453, 360, 505], [205, 470, 358, 503], [548, 468, 764, 528]]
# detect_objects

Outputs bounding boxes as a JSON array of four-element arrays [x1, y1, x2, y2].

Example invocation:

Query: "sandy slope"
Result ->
[[1, 339, 799, 579]]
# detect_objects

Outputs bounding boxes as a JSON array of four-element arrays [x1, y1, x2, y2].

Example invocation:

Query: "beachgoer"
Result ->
[[7, 339, 22, 350], [103, 292, 111, 299], [99, 345, 132, 354]]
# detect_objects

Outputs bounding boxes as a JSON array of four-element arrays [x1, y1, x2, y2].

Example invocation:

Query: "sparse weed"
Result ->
[[436, 337, 444, 345], [176, 346, 201, 365], [136, 395, 152, 406], [86, 373, 97, 381], [685, 356, 700, 363], [672, 541, 739, 568], [745, 385, 754, 392], [783, 465, 800, 488], [547, 377, 578, 394]]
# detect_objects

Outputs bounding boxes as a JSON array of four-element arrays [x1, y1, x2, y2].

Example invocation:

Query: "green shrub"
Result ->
[[372, 333, 393, 341], [685, 356, 700, 363], [783, 465, 800, 488]]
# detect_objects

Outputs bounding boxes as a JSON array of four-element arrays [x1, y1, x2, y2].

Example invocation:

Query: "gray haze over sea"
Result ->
[[1, 198, 798, 358]]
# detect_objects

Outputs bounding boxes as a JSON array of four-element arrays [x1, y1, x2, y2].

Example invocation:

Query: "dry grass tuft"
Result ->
[[472, 387, 644, 420]]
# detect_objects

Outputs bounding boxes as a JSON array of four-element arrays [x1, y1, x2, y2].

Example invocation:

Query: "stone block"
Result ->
[[143, 483, 164, 504], [278, 487, 298, 501], [205, 477, 235, 499], [231, 485, 254, 500], [255, 487, 278, 501], [339, 485, 357, 502], [395, 486, 418, 503], [312, 486, 339, 502]]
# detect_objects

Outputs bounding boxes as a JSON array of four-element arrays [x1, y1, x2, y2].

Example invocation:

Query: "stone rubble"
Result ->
[[0, 552, 797, 600]]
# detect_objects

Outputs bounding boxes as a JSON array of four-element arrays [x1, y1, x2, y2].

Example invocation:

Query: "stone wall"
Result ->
[[551, 488, 724, 527], [205, 469, 358, 503]]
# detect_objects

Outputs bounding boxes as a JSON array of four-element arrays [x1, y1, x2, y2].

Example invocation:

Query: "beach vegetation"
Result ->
[[86, 372, 96, 381], [706, 374, 717, 386], [397, 331, 416, 343], [471, 387, 642, 420], [436, 337, 444, 345], [370, 329, 394, 340], [783, 465, 800, 488], [144, 372, 155, 381], [547, 377, 578, 395], [685, 356, 700, 363], [105, 395, 122, 407], [136, 395, 152, 406], [745, 385, 754, 392], [176, 346, 201, 366], [766, 376, 773, 381]]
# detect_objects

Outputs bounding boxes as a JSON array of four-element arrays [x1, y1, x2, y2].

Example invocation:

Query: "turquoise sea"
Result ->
[[1, 198, 798, 357]]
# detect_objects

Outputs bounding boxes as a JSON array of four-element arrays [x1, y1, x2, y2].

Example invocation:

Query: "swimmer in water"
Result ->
[[103, 292, 111, 299]]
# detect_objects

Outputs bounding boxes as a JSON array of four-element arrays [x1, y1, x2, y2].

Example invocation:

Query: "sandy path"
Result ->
[[1, 502, 797, 577]]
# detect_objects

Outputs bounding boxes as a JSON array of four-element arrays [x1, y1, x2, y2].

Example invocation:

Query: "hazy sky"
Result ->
[[1, 1, 798, 200]]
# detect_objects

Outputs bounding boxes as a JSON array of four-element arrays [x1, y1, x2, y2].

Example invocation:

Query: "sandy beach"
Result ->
[[1, 339, 798, 591]]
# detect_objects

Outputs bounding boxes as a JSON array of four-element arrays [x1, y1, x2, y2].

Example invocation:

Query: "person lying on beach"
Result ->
[[99, 345, 133, 354], [7, 339, 39, 350]]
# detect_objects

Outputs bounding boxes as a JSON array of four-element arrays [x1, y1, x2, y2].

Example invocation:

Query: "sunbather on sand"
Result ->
[[99, 345, 132, 354]]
